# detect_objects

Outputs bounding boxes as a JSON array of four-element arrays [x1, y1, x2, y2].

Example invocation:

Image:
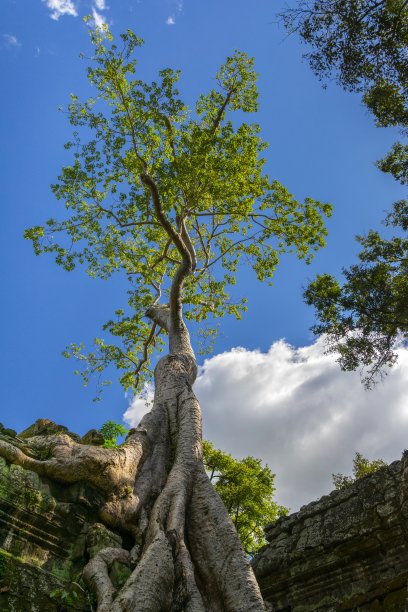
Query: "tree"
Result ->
[[332, 451, 387, 489], [280, 0, 408, 384], [203, 441, 288, 556], [1, 26, 331, 610], [278, 0, 408, 130], [304, 200, 408, 387]]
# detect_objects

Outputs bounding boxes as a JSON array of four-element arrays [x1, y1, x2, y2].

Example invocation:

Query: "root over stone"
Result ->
[[0, 352, 266, 611]]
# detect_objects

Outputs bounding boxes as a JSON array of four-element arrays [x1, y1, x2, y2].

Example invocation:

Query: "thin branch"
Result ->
[[95, 202, 158, 228], [133, 322, 157, 386], [196, 230, 262, 273], [211, 87, 235, 134]]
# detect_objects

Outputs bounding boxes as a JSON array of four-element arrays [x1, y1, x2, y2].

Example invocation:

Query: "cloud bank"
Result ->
[[124, 338, 408, 512]]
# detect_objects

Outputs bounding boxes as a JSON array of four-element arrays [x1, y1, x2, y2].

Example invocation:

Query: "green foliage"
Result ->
[[203, 440, 288, 555], [377, 142, 408, 185], [304, 200, 408, 387], [279, 0, 408, 130], [282, 2, 408, 385], [99, 420, 128, 449], [332, 451, 387, 490], [50, 587, 79, 606], [25, 26, 331, 395]]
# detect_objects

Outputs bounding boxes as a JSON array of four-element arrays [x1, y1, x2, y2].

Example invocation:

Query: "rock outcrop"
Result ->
[[252, 451, 408, 611]]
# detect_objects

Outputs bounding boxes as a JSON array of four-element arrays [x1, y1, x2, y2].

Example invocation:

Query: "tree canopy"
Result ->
[[304, 200, 408, 386], [280, 0, 408, 384], [279, 0, 408, 130], [25, 26, 331, 396], [203, 441, 287, 555]]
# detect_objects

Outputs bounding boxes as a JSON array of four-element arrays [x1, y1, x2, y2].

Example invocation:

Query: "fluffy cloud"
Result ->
[[94, 0, 106, 9], [166, 16, 176, 25], [124, 338, 408, 513], [42, 0, 78, 20]]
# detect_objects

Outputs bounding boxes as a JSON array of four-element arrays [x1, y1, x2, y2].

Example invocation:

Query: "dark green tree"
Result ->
[[203, 441, 288, 555], [305, 200, 408, 387], [279, 0, 408, 130], [281, 0, 408, 384]]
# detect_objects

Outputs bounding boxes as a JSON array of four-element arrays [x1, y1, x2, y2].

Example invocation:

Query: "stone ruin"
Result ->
[[252, 450, 408, 611], [0, 420, 407, 610]]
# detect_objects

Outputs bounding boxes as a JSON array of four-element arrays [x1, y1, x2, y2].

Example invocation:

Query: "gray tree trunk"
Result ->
[[0, 308, 265, 610]]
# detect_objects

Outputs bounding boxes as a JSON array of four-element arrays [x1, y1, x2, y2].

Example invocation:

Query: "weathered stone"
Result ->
[[109, 558, 132, 589], [252, 451, 408, 611], [86, 523, 122, 558], [19, 418, 80, 442], [0, 454, 100, 610], [2, 415, 408, 610], [80, 429, 105, 446]]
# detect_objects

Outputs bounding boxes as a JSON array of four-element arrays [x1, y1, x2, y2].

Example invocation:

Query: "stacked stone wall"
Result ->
[[253, 452, 408, 611]]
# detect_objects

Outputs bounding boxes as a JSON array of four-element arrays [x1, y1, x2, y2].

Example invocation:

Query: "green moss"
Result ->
[[109, 559, 132, 589]]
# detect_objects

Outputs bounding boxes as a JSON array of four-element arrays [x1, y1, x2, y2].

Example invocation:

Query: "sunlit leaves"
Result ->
[[26, 27, 331, 394], [203, 441, 288, 555]]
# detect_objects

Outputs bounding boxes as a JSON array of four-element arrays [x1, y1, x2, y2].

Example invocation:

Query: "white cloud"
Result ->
[[125, 338, 408, 513], [166, 16, 176, 25], [42, 0, 78, 20], [2, 34, 20, 47], [94, 0, 106, 9], [92, 7, 106, 29]]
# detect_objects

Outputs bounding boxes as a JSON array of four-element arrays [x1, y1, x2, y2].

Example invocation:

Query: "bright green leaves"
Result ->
[[99, 420, 128, 449], [203, 441, 288, 555], [196, 51, 258, 128], [26, 27, 331, 395], [24, 226, 45, 256], [217, 52, 258, 112]]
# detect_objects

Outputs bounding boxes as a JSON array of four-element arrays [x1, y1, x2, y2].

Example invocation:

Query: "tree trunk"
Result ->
[[0, 334, 266, 611]]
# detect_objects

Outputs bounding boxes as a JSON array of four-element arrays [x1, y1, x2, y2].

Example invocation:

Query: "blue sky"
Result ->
[[1, 0, 406, 508]]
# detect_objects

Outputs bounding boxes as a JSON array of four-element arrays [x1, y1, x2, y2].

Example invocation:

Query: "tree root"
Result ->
[[0, 353, 266, 611]]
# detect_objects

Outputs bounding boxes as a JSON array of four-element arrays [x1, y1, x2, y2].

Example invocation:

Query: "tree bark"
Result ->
[[0, 314, 266, 611]]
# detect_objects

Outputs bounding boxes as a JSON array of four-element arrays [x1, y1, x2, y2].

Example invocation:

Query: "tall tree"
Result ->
[[0, 27, 331, 610], [280, 0, 408, 384]]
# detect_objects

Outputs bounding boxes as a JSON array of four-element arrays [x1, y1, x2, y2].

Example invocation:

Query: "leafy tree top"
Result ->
[[25, 25, 331, 395]]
